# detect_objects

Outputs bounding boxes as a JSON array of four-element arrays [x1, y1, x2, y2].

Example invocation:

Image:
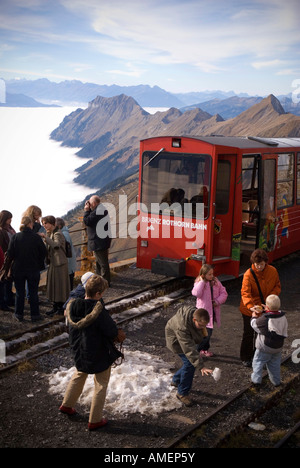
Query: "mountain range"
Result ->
[[4, 78, 184, 107], [50, 93, 300, 190], [3, 79, 300, 117], [180, 95, 300, 118]]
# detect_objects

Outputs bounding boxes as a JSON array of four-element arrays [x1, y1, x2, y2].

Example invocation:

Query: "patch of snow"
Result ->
[[48, 349, 181, 416]]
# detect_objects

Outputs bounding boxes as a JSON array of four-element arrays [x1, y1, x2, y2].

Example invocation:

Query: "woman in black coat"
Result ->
[[7, 216, 47, 322]]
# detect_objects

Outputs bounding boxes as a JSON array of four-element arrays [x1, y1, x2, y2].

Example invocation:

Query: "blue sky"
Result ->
[[0, 0, 299, 96]]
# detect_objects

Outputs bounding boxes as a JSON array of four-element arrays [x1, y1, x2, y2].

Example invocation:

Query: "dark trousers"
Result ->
[[240, 314, 256, 362], [0, 281, 9, 308], [0, 280, 14, 308], [14, 271, 40, 320], [94, 249, 111, 286]]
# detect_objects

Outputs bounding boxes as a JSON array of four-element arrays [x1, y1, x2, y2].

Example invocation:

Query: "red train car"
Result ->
[[136, 136, 300, 278]]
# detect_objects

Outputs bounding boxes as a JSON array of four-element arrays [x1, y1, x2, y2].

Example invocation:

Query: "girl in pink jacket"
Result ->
[[192, 264, 228, 357]]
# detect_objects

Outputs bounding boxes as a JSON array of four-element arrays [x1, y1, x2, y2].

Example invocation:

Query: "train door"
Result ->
[[258, 157, 277, 252], [212, 154, 237, 261], [240, 155, 260, 265], [240, 155, 277, 264]]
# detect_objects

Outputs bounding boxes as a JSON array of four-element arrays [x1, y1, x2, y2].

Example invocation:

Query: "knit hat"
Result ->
[[81, 272, 95, 287]]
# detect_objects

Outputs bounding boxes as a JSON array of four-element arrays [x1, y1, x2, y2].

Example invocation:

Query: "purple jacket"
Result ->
[[192, 279, 228, 328]]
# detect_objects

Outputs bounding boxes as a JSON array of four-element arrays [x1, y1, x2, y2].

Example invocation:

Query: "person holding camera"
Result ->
[[83, 196, 111, 286]]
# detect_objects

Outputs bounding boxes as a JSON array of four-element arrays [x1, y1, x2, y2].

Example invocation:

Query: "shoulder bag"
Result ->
[[250, 268, 265, 304]]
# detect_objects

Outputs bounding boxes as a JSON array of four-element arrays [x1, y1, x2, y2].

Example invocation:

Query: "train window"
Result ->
[[277, 153, 294, 208], [242, 156, 258, 200], [262, 159, 276, 218], [297, 153, 300, 204], [141, 151, 211, 219], [216, 161, 231, 214]]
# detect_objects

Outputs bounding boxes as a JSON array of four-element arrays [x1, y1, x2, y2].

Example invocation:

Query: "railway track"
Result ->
[[0, 277, 193, 373], [273, 420, 300, 448], [1, 267, 299, 449], [2, 252, 297, 374], [167, 355, 300, 449]]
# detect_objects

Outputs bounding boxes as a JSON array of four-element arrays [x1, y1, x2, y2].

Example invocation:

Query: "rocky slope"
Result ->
[[205, 94, 300, 137], [51, 93, 300, 190]]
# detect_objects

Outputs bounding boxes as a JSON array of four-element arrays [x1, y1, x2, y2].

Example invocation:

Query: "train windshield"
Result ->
[[141, 151, 211, 219]]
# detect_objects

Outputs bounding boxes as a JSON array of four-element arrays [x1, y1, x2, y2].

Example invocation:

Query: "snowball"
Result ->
[[212, 367, 221, 382]]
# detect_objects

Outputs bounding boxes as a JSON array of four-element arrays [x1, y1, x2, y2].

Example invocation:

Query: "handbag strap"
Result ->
[[250, 268, 265, 304], [210, 282, 216, 323]]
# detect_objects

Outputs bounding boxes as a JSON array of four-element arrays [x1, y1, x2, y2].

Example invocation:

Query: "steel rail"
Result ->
[[0, 277, 192, 374], [273, 420, 300, 448], [167, 354, 299, 449]]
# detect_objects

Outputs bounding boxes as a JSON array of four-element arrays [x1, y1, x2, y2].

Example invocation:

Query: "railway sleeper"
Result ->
[[3, 333, 69, 367], [4, 322, 67, 356]]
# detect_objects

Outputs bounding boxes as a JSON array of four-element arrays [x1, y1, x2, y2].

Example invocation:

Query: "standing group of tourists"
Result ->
[[0, 195, 111, 322]]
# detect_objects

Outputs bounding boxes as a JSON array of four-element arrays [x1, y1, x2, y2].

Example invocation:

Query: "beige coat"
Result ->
[[44, 229, 70, 302]]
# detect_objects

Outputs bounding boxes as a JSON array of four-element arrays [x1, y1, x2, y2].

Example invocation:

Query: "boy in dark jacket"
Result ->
[[60, 275, 125, 431], [251, 294, 288, 387], [63, 271, 95, 310]]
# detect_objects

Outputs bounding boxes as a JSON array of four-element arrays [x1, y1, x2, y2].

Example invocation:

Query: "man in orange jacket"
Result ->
[[240, 249, 281, 366]]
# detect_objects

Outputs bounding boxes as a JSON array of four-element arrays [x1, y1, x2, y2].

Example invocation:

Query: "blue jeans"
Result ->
[[172, 354, 195, 396], [251, 349, 282, 386]]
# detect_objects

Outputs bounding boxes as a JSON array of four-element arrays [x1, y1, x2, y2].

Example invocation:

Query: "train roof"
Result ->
[[142, 136, 300, 149], [192, 136, 300, 149]]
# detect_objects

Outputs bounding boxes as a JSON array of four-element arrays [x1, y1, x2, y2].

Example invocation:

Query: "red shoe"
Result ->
[[200, 350, 214, 357], [59, 405, 77, 415], [88, 418, 108, 431]]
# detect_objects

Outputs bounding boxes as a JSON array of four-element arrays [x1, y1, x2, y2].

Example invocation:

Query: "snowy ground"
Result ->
[[48, 349, 182, 416]]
